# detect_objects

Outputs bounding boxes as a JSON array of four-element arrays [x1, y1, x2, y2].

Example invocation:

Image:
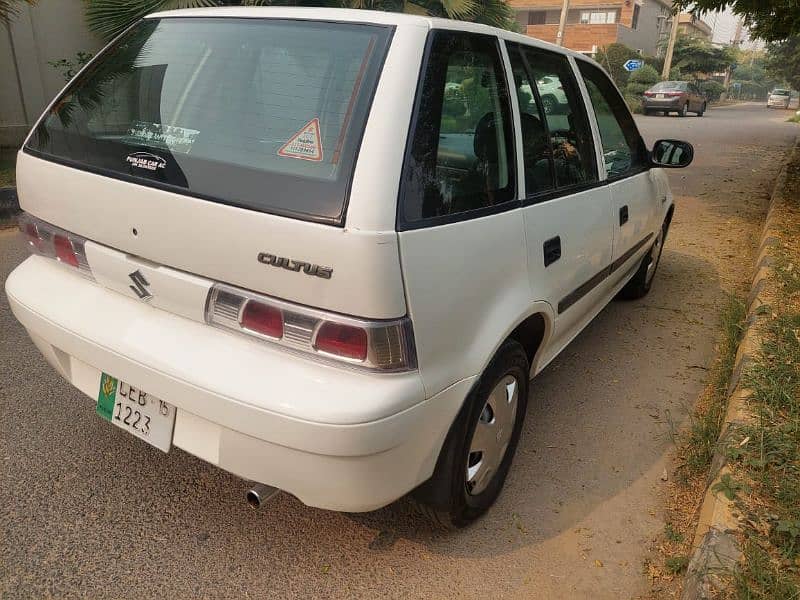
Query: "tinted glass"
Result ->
[[507, 44, 555, 196], [25, 18, 393, 225], [651, 81, 685, 91], [518, 45, 597, 188], [773, 89, 791, 96], [579, 61, 648, 178], [399, 31, 516, 224]]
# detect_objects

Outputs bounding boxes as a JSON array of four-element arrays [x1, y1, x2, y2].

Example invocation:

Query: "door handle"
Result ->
[[543, 236, 561, 267], [619, 205, 629, 226]]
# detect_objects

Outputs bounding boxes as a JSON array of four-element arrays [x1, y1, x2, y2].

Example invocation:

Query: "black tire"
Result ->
[[412, 339, 529, 529], [618, 219, 668, 300], [643, 109, 652, 116], [678, 102, 688, 117], [697, 103, 706, 117]]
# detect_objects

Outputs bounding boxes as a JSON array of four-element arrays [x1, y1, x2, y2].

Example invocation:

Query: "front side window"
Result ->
[[517, 45, 597, 189], [25, 18, 392, 225], [399, 31, 516, 225], [578, 61, 648, 179]]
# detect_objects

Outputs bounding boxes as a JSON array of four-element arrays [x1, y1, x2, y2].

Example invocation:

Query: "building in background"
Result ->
[[1, 0, 102, 147], [510, 0, 674, 56], [678, 12, 713, 41]]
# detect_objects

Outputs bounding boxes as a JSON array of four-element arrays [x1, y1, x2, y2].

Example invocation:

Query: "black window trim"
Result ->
[[22, 16, 396, 228], [395, 29, 520, 232], [574, 56, 652, 184], [508, 41, 602, 205]]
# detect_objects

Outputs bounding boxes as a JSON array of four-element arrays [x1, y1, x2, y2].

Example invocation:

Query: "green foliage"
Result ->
[[681, 296, 747, 475], [665, 555, 690, 575], [733, 540, 800, 599], [624, 64, 660, 97], [0, 0, 35, 25], [699, 79, 725, 101], [594, 43, 642, 87], [765, 37, 800, 92], [664, 523, 684, 544], [670, 35, 736, 77], [623, 93, 643, 114], [85, 0, 517, 41], [675, 0, 800, 43], [48, 52, 94, 82]]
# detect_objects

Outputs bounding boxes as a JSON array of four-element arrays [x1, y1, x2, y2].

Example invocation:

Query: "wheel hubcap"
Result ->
[[466, 375, 519, 496], [646, 228, 665, 284]]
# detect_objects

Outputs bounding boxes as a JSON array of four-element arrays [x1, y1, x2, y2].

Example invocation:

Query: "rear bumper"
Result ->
[[6, 257, 473, 511], [642, 97, 683, 109]]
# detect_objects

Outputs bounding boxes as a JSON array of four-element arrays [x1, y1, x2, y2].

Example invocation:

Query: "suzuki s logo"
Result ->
[[128, 269, 152, 300], [125, 152, 166, 171]]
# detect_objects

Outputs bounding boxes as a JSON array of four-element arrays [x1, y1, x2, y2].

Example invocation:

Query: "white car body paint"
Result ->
[[5, 7, 676, 512]]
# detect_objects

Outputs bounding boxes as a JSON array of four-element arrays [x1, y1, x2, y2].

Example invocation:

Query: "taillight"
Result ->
[[240, 300, 283, 339], [54, 234, 79, 267], [315, 322, 368, 360], [644, 92, 654, 97], [18, 212, 93, 279], [206, 284, 416, 372], [665, 92, 682, 97]]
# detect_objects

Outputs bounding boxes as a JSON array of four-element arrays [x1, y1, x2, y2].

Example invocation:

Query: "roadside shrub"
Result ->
[[624, 93, 643, 114], [595, 43, 642, 87], [625, 64, 660, 97], [699, 80, 725, 102]]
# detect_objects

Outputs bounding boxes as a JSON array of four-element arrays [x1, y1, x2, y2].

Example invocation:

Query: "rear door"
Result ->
[[576, 60, 658, 282], [396, 30, 531, 395], [506, 42, 614, 356]]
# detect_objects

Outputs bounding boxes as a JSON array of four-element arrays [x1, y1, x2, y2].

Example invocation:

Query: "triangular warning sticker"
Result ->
[[277, 118, 323, 162]]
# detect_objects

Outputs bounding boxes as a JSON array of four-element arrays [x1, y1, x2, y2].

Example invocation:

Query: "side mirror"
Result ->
[[651, 139, 694, 168]]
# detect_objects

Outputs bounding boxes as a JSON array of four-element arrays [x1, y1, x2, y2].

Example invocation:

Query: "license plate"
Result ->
[[656, 93, 665, 99], [96, 373, 176, 452]]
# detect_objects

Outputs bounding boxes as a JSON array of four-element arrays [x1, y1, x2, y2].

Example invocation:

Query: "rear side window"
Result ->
[[25, 18, 393, 225], [398, 31, 516, 227], [514, 45, 597, 189], [578, 61, 648, 178]]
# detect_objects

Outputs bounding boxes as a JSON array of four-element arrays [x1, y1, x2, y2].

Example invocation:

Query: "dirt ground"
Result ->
[[0, 104, 797, 599]]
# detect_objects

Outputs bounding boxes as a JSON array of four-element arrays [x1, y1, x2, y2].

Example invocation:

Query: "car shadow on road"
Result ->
[[341, 248, 723, 556]]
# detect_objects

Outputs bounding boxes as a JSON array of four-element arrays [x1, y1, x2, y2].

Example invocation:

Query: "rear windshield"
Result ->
[[651, 81, 687, 91], [25, 18, 393, 225]]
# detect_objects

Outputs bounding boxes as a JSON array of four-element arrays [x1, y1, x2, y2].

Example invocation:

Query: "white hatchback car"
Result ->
[[6, 7, 693, 527]]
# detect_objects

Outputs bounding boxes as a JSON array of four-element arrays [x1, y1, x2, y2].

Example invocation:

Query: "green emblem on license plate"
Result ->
[[97, 373, 118, 421]]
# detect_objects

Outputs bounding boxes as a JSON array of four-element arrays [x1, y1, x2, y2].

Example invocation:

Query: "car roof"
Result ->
[[146, 6, 593, 63]]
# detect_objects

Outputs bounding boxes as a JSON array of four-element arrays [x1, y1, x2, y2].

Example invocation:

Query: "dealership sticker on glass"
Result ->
[[96, 373, 176, 452], [127, 121, 199, 154], [278, 118, 324, 162]]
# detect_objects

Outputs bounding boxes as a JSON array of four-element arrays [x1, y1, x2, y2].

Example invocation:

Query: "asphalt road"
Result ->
[[1, 103, 797, 599]]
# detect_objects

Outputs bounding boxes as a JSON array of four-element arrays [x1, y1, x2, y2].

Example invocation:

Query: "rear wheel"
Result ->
[[618, 220, 668, 300], [678, 102, 688, 117], [697, 102, 706, 117], [412, 340, 529, 529]]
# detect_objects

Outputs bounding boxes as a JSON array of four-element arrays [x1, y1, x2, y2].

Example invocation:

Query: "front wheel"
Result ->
[[618, 221, 668, 300], [412, 340, 529, 528]]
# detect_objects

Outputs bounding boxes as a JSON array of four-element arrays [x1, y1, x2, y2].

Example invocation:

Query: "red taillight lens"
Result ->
[[315, 322, 368, 361], [644, 92, 654, 97], [666, 92, 682, 97], [53, 234, 79, 267], [240, 300, 283, 339]]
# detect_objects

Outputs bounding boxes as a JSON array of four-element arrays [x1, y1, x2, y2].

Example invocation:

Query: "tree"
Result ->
[[765, 37, 800, 91], [669, 35, 735, 78], [0, 0, 35, 25], [85, 0, 517, 41], [625, 64, 660, 96], [594, 43, 642, 87], [674, 0, 800, 42]]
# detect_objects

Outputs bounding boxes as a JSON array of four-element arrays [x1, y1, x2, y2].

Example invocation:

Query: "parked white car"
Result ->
[[767, 88, 792, 109], [5, 7, 693, 527]]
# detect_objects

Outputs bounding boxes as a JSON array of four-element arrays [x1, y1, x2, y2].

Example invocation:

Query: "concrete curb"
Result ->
[[680, 138, 800, 599]]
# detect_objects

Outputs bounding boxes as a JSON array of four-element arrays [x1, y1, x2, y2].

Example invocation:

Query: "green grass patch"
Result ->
[[0, 155, 15, 188], [733, 540, 800, 600], [680, 296, 747, 474]]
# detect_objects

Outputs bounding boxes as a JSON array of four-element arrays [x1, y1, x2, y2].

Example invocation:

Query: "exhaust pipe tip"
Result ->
[[246, 483, 280, 509]]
